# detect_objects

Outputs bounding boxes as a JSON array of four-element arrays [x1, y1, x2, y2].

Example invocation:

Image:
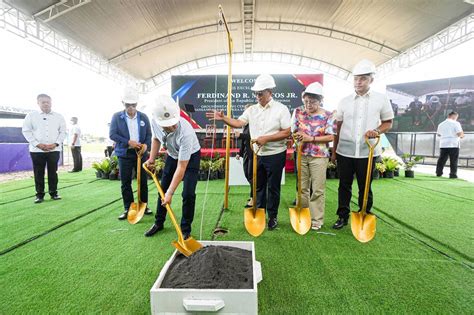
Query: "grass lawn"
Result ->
[[0, 170, 472, 314]]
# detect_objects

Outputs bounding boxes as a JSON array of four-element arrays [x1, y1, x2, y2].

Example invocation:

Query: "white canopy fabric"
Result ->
[[7, 0, 473, 81]]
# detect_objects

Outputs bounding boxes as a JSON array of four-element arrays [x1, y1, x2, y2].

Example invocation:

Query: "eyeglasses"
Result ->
[[304, 100, 319, 105], [124, 103, 137, 108], [256, 91, 266, 97]]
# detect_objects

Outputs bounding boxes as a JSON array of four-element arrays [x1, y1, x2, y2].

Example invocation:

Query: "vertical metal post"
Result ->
[[219, 5, 233, 210]]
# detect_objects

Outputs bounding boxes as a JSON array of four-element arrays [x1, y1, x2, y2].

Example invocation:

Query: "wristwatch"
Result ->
[[374, 128, 381, 135], [55, 143, 59, 147]]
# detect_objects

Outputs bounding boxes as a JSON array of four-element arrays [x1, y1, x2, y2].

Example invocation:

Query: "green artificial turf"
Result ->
[[0, 170, 472, 314]]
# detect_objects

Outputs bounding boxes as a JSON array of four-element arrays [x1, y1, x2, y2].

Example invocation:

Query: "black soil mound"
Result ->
[[161, 246, 253, 289]]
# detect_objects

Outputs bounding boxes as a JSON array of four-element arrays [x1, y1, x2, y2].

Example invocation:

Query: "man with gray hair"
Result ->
[[22, 94, 66, 203], [68, 117, 82, 172]]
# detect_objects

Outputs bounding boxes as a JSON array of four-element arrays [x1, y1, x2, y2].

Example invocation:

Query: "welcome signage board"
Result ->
[[171, 74, 323, 129]]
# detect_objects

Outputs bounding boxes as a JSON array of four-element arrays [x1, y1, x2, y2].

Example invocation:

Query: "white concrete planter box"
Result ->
[[150, 241, 262, 314]]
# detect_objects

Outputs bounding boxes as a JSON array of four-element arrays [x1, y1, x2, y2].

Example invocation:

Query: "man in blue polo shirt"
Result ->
[[144, 95, 201, 239], [110, 86, 152, 220]]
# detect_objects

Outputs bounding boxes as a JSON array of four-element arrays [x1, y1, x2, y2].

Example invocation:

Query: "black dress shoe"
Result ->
[[51, 195, 61, 200], [34, 197, 44, 204], [145, 224, 164, 237], [118, 211, 128, 220], [449, 175, 458, 179], [145, 208, 152, 215], [332, 217, 348, 229], [183, 232, 190, 240], [268, 217, 278, 230]]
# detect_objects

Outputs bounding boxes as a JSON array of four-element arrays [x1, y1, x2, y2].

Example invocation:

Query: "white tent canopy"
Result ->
[[5, 0, 473, 88]]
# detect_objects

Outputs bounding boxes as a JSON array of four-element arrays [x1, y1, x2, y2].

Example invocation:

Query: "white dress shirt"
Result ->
[[437, 119, 463, 148], [238, 99, 291, 156], [22, 111, 67, 153], [69, 124, 82, 146], [336, 90, 394, 158], [125, 112, 139, 143]]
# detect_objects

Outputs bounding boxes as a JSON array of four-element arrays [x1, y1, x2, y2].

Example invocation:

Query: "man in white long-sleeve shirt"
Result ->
[[22, 94, 66, 203]]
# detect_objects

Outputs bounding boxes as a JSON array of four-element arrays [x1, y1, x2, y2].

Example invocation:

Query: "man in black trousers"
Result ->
[[110, 87, 153, 220], [331, 60, 394, 229], [22, 94, 67, 203], [436, 111, 464, 179], [68, 117, 83, 172], [235, 104, 253, 208]]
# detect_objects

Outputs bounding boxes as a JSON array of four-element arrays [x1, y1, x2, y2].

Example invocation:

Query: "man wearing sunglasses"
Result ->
[[144, 95, 201, 239], [206, 74, 291, 230], [109, 86, 152, 220]]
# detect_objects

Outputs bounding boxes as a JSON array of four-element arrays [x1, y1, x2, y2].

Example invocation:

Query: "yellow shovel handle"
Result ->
[[143, 163, 185, 245], [361, 136, 380, 214], [134, 144, 148, 205], [249, 140, 262, 213], [292, 136, 303, 209]]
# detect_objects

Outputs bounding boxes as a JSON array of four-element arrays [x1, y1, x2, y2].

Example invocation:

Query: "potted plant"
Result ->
[[382, 157, 398, 178], [374, 162, 385, 179], [199, 159, 211, 181], [209, 158, 221, 180], [109, 156, 119, 180], [214, 157, 225, 179], [394, 163, 400, 177], [326, 161, 337, 179], [92, 161, 103, 179], [100, 158, 112, 179], [402, 154, 423, 178]]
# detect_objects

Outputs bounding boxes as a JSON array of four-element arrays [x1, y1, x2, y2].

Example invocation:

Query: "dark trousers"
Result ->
[[71, 146, 82, 171], [256, 150, 286, 219], [30, 151, 60, 198], [336, 154, 375, 219], [155, 151, 200, 235], [242, 151, 253, 198], [105, 146, 114, 157], [118, 149, 148, 211], [436, 148, 459, 177], [411, 110, 420, 125]]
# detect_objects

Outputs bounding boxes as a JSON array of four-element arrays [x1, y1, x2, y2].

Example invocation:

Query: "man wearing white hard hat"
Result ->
[[291, 82, 336, 230], [331, 60, 394, 229], [206, 74, 291, 231], [144, 95, 201, 239], [109, 86, 152, 220]]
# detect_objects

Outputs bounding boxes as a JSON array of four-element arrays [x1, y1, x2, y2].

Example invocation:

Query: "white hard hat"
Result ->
[[122, 86, 139, 103], [251, 74, 276, 91], [352, 59, 376, 75], [303, 82, 324, 97], [152, 95, 180, 127]]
